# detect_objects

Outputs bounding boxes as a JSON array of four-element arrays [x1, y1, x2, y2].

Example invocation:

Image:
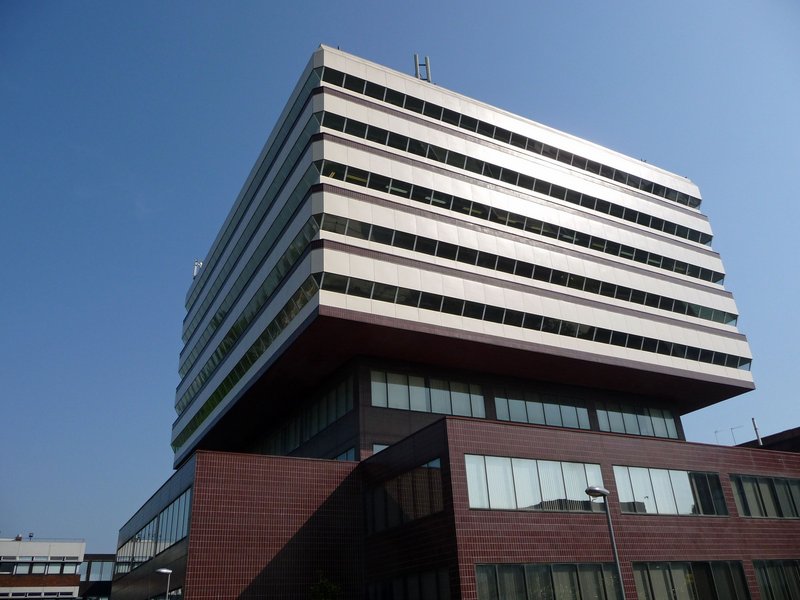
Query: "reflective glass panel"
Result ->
[[485, 456, 516, 509], [512, 458, 542, 510], [466, 455, 490, 508]]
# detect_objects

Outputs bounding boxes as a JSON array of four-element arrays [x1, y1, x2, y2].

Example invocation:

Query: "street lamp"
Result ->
[[156, 568, 172, 600], [585, 486, 626, 600]]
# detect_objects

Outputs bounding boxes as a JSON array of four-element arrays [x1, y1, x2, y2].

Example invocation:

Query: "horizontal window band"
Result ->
[[182, 114, 321, 345], [319, 212, 737, 326], [317, 158, 725, 284], [320, 111, 711, 246], [175, 217, 320, 416], [186, 69, 323, 314], [172, 275, 320, 453], [317, 271, 751, 371], [321, 66, 703, 210]]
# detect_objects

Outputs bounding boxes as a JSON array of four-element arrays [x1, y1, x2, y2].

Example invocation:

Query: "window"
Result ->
[[755, 560, 800, 600], [366, 459, 443, 534], [495, 391, 590, 432], [731, 474, 800, 518], [614, 466, 727, 515], [367, 567, 449, 600], [371, 370, 485, 418], [466, 454, 604, 512], [634, 561, 749, 600], [476, 562, 621, 600], [318, 271, 750, 376], [597, 403, 679, 439]]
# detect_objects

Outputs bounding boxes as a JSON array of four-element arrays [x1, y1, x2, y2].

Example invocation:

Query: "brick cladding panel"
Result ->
[[185, 451, 363, 600], [445, 418, 800, 600]]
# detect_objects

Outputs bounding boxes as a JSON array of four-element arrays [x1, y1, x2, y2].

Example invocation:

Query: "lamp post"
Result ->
[[585, 486, 626, 600], [156, 568, 172, 600]]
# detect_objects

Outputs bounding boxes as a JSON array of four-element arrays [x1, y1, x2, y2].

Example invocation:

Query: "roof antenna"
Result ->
[[193, 260, 203, 279], [413, 53, 432, 84], [752, 417, 763, 446]]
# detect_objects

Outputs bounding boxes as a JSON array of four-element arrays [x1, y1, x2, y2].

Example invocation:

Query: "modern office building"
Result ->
[[0, 538, 85, 600], [111, 46, 800, 600]]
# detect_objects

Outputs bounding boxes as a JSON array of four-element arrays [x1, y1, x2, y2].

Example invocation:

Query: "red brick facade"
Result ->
[[444, 418, 800, 600]]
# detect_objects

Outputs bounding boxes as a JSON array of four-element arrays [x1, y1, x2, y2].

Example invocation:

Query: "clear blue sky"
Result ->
[[1, 1, 798, 552]]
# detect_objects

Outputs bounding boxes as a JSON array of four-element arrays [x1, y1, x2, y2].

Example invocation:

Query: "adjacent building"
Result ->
[[0, 538, 84, 600], [111, 46, 800, 600]]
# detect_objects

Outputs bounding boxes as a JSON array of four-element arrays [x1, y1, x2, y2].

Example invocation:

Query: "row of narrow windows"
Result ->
[[370, 369, 679, 443], [184, 69, 322, 314], [320, 66, 703, 209], [257, 376, 354, 456], [174, 262, 750, 452], [172, 275, 320, 452], [115, 488, 192, 574], [321, 111, 711, 245], [465, 453, 799, 520], [319, 212, 736, 325], [181, 116, 319, 347], [476, 562, 621, 600], [176, 207, 318, 415], [177, 117, 729, 416], [318, 272, 751, 370], [318, 158, 724, 284]]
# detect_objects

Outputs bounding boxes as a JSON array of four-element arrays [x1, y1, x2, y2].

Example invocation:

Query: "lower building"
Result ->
[[111, 392, 800, 599], [0, 538, 84, 600]]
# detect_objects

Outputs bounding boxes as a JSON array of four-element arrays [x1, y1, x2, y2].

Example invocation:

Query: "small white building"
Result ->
[[0, 538, 85, 600]]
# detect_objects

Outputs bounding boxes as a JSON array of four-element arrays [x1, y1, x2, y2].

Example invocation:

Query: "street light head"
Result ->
[[585, 485, 610, 498], [157, 568, 173, 574]]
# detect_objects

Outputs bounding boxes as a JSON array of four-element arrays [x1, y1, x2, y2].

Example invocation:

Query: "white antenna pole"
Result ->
[[752, 417, 763, 446]]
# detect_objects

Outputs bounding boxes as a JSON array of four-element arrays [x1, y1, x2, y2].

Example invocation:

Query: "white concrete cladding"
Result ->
[[172, 45, 752, 463]]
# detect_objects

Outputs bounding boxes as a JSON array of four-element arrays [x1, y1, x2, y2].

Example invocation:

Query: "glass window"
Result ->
[[476, 565, 499, 600], [409, 375, 430, 412], [430, 379, 451, 414], [495, 396, 509, 420], [560, 405, 579, 429], [562, 462, 591, 512], [551, 564, 580, 599], [650, 469, 678, 514], [670, 470, 695, 515], [387, 372, 410, 410], [629, 467, 657, 513], [527, 400, 545, 425], [470, 385, 486, 418], [450, 382, 472, 416], [525, 565, 554, 600], [371, 370, 388, 407], [578, 564, 605, 600], [497, 564, 526, 600], [512, 458, 542, 510], [466, 455, 490, 508], [543, 403, 562, 427], [508, 398, 527, 422], [485, 456, 516, 509], [539, 461, 567, 511]]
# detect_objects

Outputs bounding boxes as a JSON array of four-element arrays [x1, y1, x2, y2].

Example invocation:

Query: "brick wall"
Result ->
[[445, 418, 800, 600], [185, 451, 363, 599]]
